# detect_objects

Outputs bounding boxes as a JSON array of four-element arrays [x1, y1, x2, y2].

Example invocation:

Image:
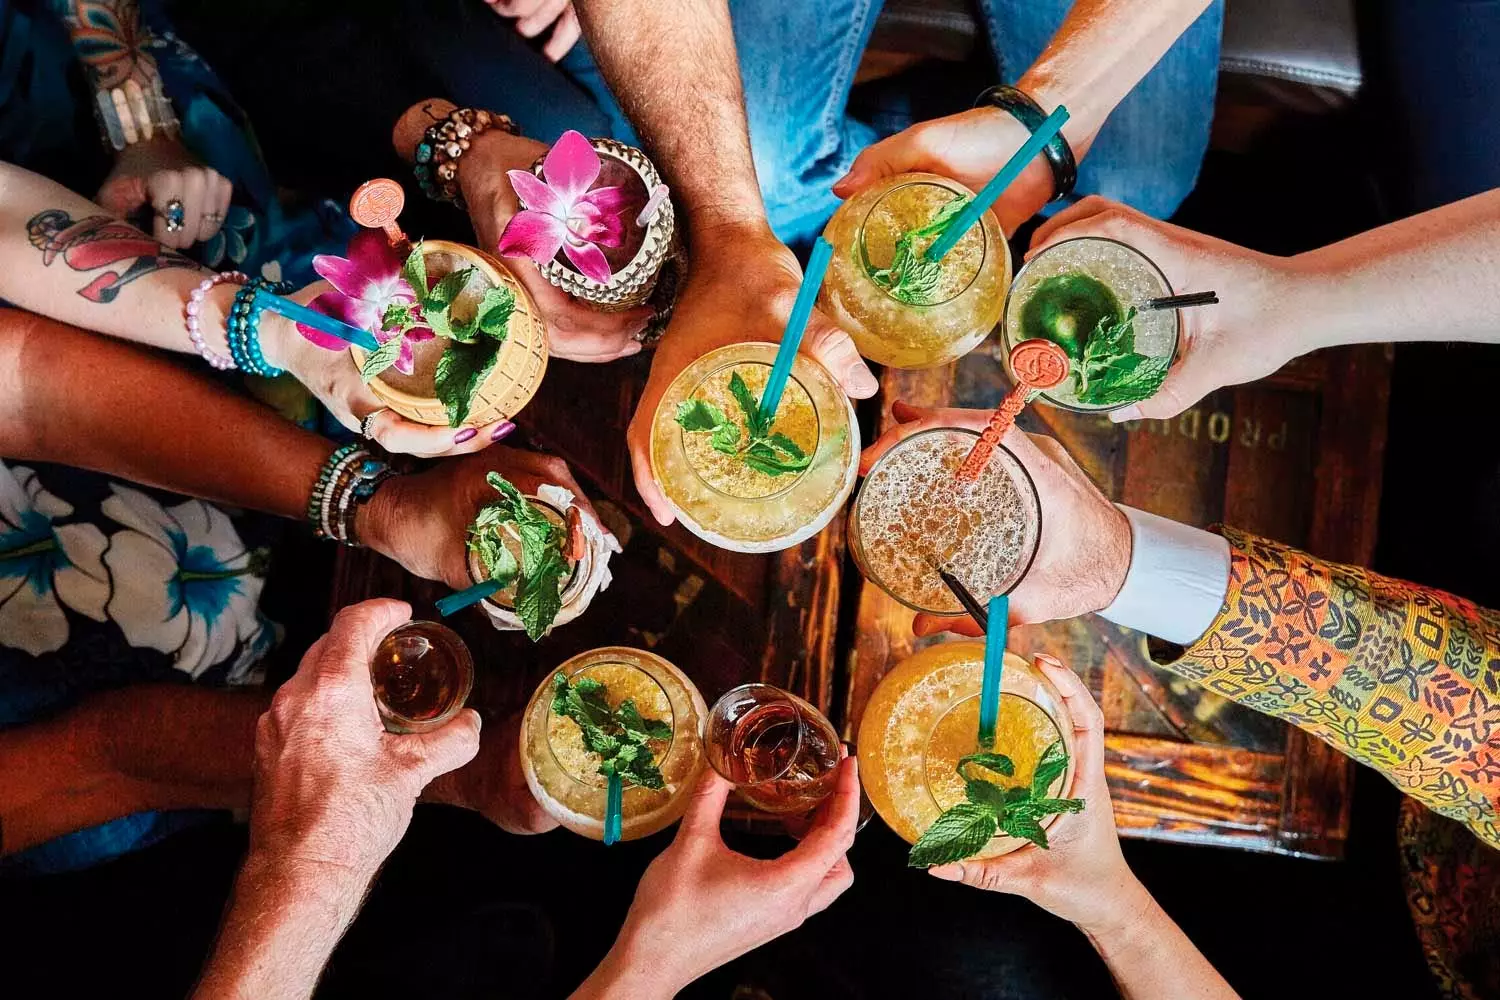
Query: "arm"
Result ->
[[835, 0, 1213, 230], [1026, 189, 1500, 420], [928, 658, 1237, 999], [192, 600, 481, 1000]]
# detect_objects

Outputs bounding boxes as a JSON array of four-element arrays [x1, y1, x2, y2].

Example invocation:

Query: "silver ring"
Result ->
[[203, 212, 224, 223], [157, 198, 185, 233], [360, 408, 387, 439]]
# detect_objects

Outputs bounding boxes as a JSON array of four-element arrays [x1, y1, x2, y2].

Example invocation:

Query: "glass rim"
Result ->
[[676, 357, 820, 502], [372, 619, 474, 730], [850, 426, 1044, 615], [857, 178, 986, 308], [544, 656, 677, 790], [468, 495, 587, 610], [705, 682, 809, 787], [1000, 235, 1181, 413]]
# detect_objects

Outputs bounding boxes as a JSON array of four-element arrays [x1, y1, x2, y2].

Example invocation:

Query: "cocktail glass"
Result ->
[[371, 620, 474, 734], [819, 172, 1010, 369], [466, 493, 595, 634], [519, 646, 707, 841], [999, 236, 1179, 412], [650, 342, 859, 553], [858, 642, 1077, 859], [704, 684, 841, 815], [849, 427, 1041, 615]]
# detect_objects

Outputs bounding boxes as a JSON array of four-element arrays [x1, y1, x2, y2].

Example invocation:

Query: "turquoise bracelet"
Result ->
[[227, 277, 293, 377]]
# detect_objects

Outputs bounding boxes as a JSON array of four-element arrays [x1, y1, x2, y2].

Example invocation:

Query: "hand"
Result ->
[[359, 445, 604, 589], [483, 0, 581, 61], [423, 711, 559, 834], [832, 107, 1053, 235], [96, 135, 232, 250], [460, 129, 652, 363], [927, 656, 1149, 937], [626, 224, 879, 524], [1029, 197, 1305, 422], [248, 599, 482, 880], [860, 401, 1130, 637], [583, 759, 861, 997], [263, 281, 517, 457]]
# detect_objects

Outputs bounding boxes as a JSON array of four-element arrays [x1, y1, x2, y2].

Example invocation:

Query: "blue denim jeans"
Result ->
[[564, 0, 1223, 247]]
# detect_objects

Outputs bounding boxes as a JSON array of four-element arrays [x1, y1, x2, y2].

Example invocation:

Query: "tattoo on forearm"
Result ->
[[60, 0, 161, 93], [28, 209, 198, 303]]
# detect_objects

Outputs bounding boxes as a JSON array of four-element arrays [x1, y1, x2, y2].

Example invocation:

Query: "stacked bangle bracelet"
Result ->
[[414, 106, 520, 209], [227, 277, 294, 377], [975, 85, 1078, 202], [307, 443, 400, 546], [185, 271, 247, 371]]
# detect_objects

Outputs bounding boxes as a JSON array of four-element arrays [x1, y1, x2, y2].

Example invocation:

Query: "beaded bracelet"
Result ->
[[227, 277, 294, 377], [307, 444, 400, 545], [185, 271, 247, 371], [974, 85, 1078, 203], [414, 106, 520, 209]]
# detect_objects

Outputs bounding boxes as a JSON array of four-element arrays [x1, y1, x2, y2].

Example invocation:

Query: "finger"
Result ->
[[832, 130, 917, 199], [316, 598, 413, 683], [806, 856, 855, 915], [803, 313, 878, 399], [198, 174, 231, 242], [676, 767, 731, 844], [399, 708, 483, 787], [1033, 653, 1106, 741], [148, 170, 185, 248], [177, 170, 207, 249], [627, 416, 675, 527], [1027, 195, 1119, 250], [858, 401, 989, 475], [928, 856, 1025, 893], [366, 410, 511, 458], [788, 756, 859, 873], [543, 5, 581, 61], [516, 0, 567, 37], [913, 612, 984, 638], [97, 174, 149, 217]]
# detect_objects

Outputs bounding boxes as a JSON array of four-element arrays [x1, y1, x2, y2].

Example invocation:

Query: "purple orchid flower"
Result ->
[[298, 228, 433, 375], [497, 130, 637, 284]]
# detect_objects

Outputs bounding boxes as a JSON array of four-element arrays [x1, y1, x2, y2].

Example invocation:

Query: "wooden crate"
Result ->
[[847, 342, 1392, 857]]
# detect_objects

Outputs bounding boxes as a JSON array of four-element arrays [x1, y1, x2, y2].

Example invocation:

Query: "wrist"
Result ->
[[686, 216, 778, 270], [237, 847, 376, 922], [1078, 875, 1157, 948], [456, 129, 530, 215], [581, 925, 689, 1000], [1088, 502, 1133, 614]]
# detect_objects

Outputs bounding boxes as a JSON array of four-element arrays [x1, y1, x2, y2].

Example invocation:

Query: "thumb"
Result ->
[[832, 132, 915, 199], [400, 709, 483, 787], [675, 767, 731, 843], [928, 856, 1026, 894], [1109, 355, 1205, 423], [97, 174, 149, 217], [803, 313, 879, 399]]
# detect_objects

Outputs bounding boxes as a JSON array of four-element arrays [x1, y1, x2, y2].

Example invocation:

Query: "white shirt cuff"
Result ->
[[1097, 506, 1231, 646]]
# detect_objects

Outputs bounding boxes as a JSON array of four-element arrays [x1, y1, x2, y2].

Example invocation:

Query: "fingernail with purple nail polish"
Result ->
[[453, 428, 478, 444], [492, 421, 516, 442]]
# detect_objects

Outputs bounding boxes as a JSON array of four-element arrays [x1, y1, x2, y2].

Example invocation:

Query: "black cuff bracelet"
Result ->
[[974, 85, 1078, 203]]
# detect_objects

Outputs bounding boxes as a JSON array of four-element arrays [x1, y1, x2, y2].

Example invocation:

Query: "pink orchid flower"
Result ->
[[298, 228, 433, 375], [497, 130, 637, 284]]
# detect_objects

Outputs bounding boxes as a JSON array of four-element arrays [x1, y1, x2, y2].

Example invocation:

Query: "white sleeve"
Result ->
[[1096, 505, 1231, 646]]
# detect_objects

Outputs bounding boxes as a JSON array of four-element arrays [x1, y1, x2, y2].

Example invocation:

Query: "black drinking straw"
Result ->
[[1141, 291, 1219, 312], [932, 561, 990, 631]]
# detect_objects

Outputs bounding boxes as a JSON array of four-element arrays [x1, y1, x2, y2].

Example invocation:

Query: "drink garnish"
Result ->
[[467, 472, 570, 641], [674, 371, 813, 478], [907, 740, 1083, 866], [868, 194, 971, 305], [550, 672, 672, 791], [1072, 307, 1170, 407]]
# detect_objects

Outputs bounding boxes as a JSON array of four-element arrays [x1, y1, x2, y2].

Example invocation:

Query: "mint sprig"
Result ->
[[550, 673, 672, 790], [466, 472, 571, 640], [908, 740, 1084, 867], [362, 241, 517, 426], [1072, 307, 1169, 407], [868, 194, 971, 305], [673, 371, 811, 478]]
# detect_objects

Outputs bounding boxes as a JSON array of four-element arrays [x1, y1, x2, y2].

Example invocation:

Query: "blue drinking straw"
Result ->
[[977, 593, 1009, 750], [603, 772, 624, 846], [924, 105, 1071, 263], [756, 237, 834, 427], [435, 580, 502, 617], [252, 287, 382, 352]]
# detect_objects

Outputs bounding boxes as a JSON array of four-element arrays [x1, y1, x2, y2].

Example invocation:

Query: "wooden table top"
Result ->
[[333, 337, 1390, 858]]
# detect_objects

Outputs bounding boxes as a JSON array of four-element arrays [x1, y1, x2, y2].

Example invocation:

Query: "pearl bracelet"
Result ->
[[185, 271, 247, 371]]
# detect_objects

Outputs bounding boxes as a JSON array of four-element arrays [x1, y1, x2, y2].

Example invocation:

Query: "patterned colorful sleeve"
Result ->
[[1158, 527, 1500, 850]]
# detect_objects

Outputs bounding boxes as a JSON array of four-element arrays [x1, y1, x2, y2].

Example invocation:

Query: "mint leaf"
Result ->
[[964, 779, 1009, 812], [1023, 797, 1086, 818], [1031, 740, 1069, 797], [401, 243, 428, 300], [360, 337, 404, 382], [908, 802, 998, 868], [515, 529, 566, 640], [912, 194, 971, 238], [743, 441, 811, 477], [768, 432, 806, 461], [727, 371, 768, 438], [381, 300, 418, 335], [999, 811, 1049, 849], [675, 398, 728, 432], [433, 338, 501, 426], [710, 421, 741, 455], [549, 673, 670, 791], [872, 236, 944, 306], [1082, 354, 1170, 408], [958, 752, 1016, 780], [425, 267, 475, 313], [477, 286, 515, 341], [477, 536, 519, 590]]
